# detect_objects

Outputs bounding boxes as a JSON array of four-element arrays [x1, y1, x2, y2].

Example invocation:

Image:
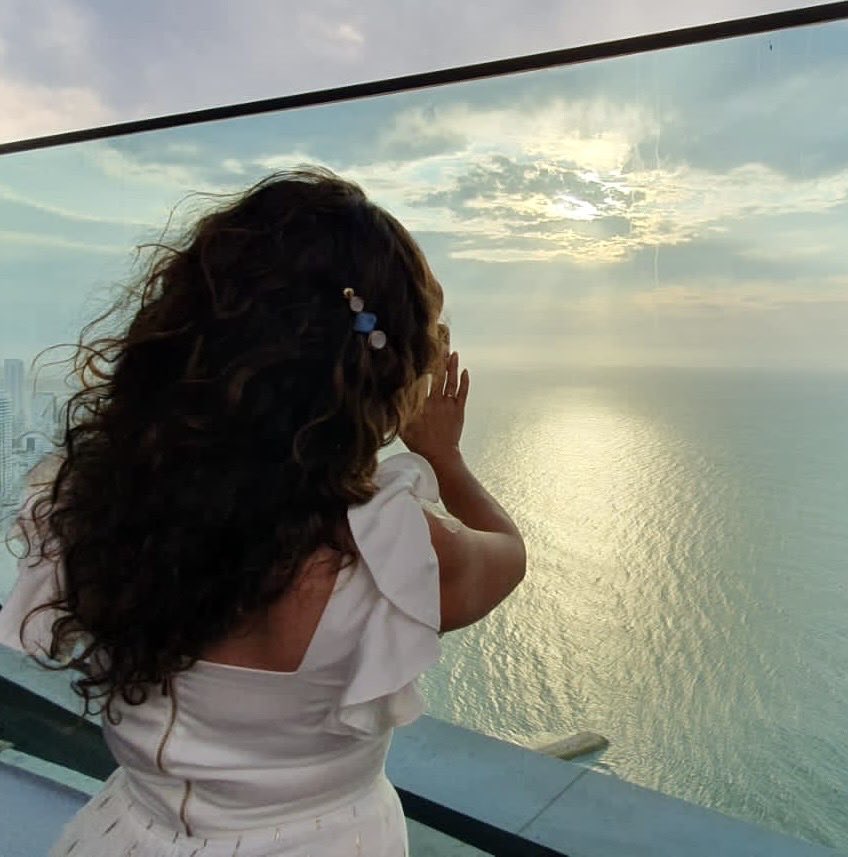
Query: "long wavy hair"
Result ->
[[12, 167, 443, 723]]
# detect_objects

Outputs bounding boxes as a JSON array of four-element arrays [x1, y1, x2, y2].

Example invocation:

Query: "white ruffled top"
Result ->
[[0, 452, 442, 838]]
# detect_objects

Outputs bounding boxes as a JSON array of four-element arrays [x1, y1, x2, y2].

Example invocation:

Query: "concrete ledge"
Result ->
[[0, 746, 103, 797], [389, 716, 843, 856], [388, 714, 586, 834], [519, 764, 841, 857], [0, 761, 89, 857]]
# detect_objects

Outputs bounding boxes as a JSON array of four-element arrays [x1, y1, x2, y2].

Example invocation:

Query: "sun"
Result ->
[[548, 192, 601, 221]]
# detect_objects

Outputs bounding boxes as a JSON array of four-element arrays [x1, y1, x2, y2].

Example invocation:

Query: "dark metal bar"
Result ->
[[396, 788, 569, 856], [1, 2, 847, 157]]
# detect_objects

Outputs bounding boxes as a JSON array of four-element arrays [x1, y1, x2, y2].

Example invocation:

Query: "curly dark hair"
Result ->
[[12, 167, 444, 723]]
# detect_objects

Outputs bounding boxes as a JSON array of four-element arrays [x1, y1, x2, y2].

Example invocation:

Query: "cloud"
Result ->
[[445, 274, 848, 327], [322, 94, 848, 264], [0, 229, 126, 255], [0, 0, 843, 146], [0, 0, 113, 142], [0, 75, 112, 142], [0, 183, 151, 228], [619, 276, 848, 315], [256, 151, 338, 173], [221, 158, 247, 175], [0, 0, 101, 82], [446, 273, 848, 370], [89, 145, 212, 190], [377, 98, 651, 170], [10, 82, 848, 274], [190, 101, 848, 271], [294, 11, 366, 61]]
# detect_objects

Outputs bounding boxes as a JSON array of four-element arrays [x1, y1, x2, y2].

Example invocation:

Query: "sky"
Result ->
[[1, 1, 847, 382], [0, 0, 835, 143]]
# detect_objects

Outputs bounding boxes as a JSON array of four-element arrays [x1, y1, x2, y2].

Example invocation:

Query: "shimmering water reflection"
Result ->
[[417, 367, 848, 851]]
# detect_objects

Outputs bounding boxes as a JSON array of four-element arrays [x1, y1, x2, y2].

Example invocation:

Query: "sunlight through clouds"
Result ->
[[66, 133, 848, 269], [334, 97, 848, 265]]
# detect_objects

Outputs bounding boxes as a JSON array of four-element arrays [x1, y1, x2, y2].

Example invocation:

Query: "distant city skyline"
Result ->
[[0, 357, 63, 507]]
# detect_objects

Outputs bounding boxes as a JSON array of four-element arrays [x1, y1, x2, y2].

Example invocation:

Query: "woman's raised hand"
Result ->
[[401, 350, 469, 467]]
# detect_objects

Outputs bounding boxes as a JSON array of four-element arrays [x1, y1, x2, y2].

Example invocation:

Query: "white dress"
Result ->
[[0, 453, 442, 857]]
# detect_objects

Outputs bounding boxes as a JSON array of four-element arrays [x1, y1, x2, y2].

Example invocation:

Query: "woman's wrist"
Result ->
[[422, 446, 464, 475]]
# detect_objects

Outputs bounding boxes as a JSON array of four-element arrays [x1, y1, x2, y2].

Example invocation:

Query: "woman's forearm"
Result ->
[[427, 450, 522, 540]]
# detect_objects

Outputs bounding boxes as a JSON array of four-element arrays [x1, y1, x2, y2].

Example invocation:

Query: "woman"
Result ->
[[0, 167, 526, 856]]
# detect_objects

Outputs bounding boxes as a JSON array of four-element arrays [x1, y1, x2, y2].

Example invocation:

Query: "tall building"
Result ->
[[0, 394, 12, 502], [31, 391, 57, 441], [3, 359, 26, 439]]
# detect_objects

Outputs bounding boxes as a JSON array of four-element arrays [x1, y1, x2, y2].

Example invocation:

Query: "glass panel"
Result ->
[[1, 17, 847, 852]]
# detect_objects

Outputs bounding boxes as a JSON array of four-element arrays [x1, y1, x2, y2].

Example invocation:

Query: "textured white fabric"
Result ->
[[50, 767, 409, 857], [0, 452, 442, 856]]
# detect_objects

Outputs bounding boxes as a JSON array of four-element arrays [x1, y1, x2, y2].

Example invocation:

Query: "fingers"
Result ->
[[445, 351, 459, 397], [429, 328, 450, 399], [457, 367, 470, 406], [427, 341, 466, 402]]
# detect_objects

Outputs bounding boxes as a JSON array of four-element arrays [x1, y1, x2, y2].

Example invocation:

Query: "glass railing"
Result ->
[[2, 5, 848, 852], [0, 676, 544, 855]]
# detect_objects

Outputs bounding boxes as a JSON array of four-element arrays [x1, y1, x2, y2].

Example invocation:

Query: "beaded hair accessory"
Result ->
[[342, 287, 387, 349]]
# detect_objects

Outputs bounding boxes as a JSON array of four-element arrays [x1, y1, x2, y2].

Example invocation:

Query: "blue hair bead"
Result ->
[[353, 311, 378, 333], [343, 288, 386, 349]]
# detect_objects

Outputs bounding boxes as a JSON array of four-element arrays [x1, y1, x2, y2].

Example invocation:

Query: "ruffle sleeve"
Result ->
[[325, 452, 442, 737]]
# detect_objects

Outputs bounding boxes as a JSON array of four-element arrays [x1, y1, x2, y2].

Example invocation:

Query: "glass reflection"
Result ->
[[2, 18, 848, 851]]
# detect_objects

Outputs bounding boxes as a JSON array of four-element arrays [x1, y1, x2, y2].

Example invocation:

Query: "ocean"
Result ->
[[417, 366, 848, 851], [2, 366, 846, 850]]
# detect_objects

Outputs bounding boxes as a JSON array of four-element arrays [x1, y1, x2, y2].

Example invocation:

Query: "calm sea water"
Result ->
[[417, 366, 848, 851]]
